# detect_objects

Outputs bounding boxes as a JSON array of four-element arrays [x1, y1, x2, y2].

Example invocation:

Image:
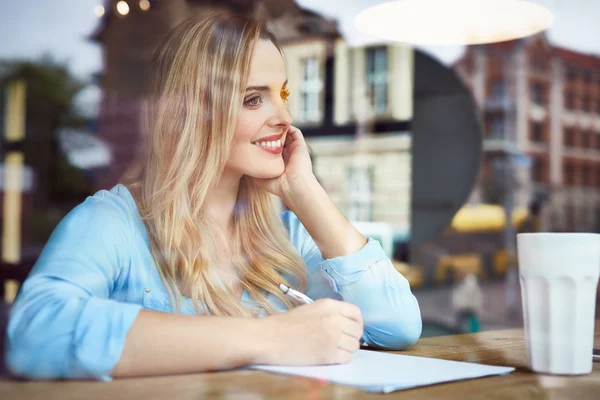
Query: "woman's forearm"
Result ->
[[282, 176, 367, 260], [280, 177, 422, 350], [112, 309, 269, 378]]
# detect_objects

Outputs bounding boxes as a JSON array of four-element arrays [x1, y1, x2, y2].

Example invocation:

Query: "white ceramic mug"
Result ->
[[517, 233, 600, 375]]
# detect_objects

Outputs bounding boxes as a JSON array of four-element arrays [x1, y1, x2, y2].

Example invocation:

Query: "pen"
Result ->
[[279, 283, 314, 304]]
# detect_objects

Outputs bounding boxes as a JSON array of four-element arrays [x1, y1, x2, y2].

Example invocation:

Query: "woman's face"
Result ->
[[225, 39, 292, 179]]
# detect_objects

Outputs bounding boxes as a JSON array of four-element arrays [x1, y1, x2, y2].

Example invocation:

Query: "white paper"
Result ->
[[250, 350, 515, 393]]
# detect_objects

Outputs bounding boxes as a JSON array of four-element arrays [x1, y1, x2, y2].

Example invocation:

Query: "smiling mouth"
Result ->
[[252, 138, 283, 154]]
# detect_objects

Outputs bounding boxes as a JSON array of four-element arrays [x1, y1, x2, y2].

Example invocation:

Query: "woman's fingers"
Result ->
[[342, 318, 364, 341], [339, 302, 363, 327], [337, 332, 360, 354]]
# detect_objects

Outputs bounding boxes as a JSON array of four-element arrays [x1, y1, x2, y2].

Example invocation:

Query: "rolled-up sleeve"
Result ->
[[5, 196, 142, 380], [282, 211, 422, 350]]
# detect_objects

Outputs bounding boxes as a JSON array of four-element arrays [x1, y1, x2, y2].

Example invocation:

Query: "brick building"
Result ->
[[454, 33, 600, 232]]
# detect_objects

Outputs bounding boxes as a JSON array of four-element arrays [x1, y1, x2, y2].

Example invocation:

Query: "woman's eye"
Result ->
[[281, 88, 290, 103], [245, 95, 262, 107]]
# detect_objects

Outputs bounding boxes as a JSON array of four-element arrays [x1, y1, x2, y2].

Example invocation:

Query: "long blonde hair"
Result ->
[[125, 11, 307, 317]]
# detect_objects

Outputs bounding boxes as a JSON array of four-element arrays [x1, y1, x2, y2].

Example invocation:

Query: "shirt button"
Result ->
[[145, 288, 151, 293]]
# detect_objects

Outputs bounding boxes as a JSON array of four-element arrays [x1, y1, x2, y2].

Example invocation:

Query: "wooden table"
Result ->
[[1, 321, 598, 400]]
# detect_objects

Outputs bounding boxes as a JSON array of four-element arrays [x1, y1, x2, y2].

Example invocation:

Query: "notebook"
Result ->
[[250, 349, 515, 393]]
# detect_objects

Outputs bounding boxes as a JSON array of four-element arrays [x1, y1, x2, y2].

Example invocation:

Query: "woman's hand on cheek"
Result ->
[[251, 125, 317, 199]]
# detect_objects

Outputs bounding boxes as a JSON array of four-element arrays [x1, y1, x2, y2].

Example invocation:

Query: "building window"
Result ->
[[490, 80, 505, 100], [596, 134, 600, 151], [531, 122, 544, 143], [565, 92, 575, 110], [564, 128, 576, 147], [597, 98, 600, 115], [566, 203, 576, 230], [596, 165, 600, 187], [581, 130, 590, 148], [347, 165, 373, 221], [365, 46, 388, 114], [533, 158, 545, 183], [488, 116, 505, 139], [583, 70, 592, 83], [579, 207, 588, 230], [299, 57, 322, 122], [582, 96, 591, 113], [531, 83, 544, 105], [582, 165, 592, 187], [563, 161, 575, 185], [567, 68, 577, 82]]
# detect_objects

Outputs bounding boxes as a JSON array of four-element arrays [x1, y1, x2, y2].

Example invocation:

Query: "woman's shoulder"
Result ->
[[58, 184, 138, 237], [37, 184, 139, 267]]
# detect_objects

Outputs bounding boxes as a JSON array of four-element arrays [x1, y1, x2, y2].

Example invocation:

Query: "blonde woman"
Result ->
[[5, 11, 421, 380]]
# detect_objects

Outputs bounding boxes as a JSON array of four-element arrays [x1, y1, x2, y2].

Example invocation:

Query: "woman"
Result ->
[[5, 11, 421, 380]]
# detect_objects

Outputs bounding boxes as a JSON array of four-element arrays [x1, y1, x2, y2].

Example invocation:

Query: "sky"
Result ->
[[0, 0, 599, 113]]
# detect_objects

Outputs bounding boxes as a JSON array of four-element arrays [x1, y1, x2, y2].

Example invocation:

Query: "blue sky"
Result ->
[[1, 0, 599, 112]]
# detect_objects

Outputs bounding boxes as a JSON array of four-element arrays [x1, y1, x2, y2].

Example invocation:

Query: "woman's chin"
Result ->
[[253, 164, 285, 180], [261, 169, 285, 180]]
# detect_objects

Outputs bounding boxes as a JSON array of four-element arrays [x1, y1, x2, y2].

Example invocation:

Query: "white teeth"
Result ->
[[254, 139, 282, 148]]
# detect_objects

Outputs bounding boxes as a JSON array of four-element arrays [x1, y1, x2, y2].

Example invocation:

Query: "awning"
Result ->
[[56, 128, 112, 170], [450, 204, 529, 233]]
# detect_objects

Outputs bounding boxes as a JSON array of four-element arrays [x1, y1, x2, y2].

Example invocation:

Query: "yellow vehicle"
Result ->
[[435, 253, 483, 284], [429, 204, 528, 285]]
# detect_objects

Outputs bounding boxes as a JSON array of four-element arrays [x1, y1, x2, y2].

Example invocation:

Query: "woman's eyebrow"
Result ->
[[245, 79, 288, 92]]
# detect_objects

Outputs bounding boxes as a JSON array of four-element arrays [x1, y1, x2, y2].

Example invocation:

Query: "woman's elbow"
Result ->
[[397, 296, 423, 348], [366, 299, 423, 350], [387, 314, 422, 350], [396, 312, 423, 349]]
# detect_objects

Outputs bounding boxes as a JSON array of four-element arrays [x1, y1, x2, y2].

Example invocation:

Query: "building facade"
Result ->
[[291, 40, 414, 229], [454, 34, 600, 232]]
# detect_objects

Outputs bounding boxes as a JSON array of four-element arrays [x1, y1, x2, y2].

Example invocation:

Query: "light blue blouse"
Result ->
[[5, 184, 422, 380]]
